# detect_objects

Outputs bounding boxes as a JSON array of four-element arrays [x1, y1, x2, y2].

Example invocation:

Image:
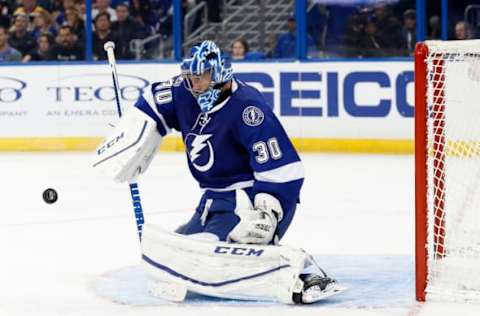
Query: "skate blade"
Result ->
[[301, 283, 348, 304]]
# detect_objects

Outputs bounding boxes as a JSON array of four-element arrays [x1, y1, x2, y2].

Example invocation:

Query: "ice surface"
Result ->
[[1, 153, 478, 315], [93, 255, 414, 308]]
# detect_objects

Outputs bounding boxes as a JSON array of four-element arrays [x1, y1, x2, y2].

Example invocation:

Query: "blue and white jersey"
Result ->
[[134, 76, 304, 209]]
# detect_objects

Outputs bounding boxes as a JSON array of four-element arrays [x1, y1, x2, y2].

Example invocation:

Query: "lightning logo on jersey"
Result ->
[[185, 133, 214, 172], [134, 76, 303, 194]]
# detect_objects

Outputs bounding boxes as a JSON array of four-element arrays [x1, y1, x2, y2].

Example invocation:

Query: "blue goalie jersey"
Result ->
[[134, 76, 304, 213]]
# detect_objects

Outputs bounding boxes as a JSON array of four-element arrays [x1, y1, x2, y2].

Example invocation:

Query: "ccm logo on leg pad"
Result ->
[[97, 132, 125, 154], [214, 246, 264, 256]]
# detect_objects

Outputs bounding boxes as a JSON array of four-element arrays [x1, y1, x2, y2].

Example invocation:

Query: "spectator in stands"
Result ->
[[37, 0, 53, 11], [231, 37, 248, 60], [93, 12, 118, 60], [307, 3, 329, 49], [428, 15, 440, 40], [149, 0, 172, 36], [111, 3, 146, 59], [23, 32, 54, 61], [8, 13, 36, 57], [0, 25, 21, 61], [32, 9, 56, 40], [264, 32, 277, 58], [455, 21, 469, 40], [50, 25, 84, 60], [14, 0, 47, 31], [129, 0, 157, 32], [64, 8, 84, 40], [358, 18, 385, 57], [13, 0, 46, 19], [201, 0, 221, 23], [183, 0, 195, 14], [400, 9, 416, 56], [110, 0, 125, 8], [151, 0, 180, 38], [274, 16, 296, 58], [0, 1, 10, 29], [93, 0, 117, 22], [54, 0, 75, 26], [50, 0, 64, 13], [77, 0, 86, 18], [344, 14, 365, 57], [274, 16, 314, 58], [371, 3, 401, 51]]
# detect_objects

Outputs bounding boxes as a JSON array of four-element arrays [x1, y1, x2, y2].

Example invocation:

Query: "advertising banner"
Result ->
[[0, 61, 414, 151]]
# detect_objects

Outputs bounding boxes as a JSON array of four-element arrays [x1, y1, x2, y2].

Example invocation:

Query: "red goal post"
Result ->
[[415, 41, 429, 302], [415, 40, 480, 302]]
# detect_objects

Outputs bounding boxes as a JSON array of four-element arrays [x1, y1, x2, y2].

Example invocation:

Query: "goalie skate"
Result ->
[[292, 274, 347, 304]]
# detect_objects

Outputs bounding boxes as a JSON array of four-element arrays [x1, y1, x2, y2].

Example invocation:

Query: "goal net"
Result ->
[[415, 40, 480, 302]]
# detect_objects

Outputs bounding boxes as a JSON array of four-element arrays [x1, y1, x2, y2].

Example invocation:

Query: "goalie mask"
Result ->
[[181, 40, 233, 112]]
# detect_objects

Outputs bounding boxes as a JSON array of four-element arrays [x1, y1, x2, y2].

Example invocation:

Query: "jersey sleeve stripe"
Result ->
[[143, 91, 172, 135], [253, 161, 304, 183], [156, 112, 171, 136]]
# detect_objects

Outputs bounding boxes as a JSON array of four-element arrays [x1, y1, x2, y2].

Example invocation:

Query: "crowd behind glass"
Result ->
[[0, 0, 475, 62]]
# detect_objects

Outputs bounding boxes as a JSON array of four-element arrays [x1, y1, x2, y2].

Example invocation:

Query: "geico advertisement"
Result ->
[[0, 61, 413, 138]]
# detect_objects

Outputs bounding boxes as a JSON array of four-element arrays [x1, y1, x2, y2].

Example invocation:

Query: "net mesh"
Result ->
[[425, 41, 480, 302]]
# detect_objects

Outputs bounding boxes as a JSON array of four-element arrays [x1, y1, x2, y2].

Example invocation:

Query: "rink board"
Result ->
[[0, 61, 413, 153]]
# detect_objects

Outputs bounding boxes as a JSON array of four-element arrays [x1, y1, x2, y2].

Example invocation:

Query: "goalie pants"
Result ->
[[175, 188, 296, 242]]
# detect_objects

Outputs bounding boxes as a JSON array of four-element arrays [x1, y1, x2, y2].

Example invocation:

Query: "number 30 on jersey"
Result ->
[[253, 138, 282, 164]]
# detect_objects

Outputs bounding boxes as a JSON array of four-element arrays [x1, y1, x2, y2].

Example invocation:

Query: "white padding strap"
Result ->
[[93, 107, 162, 182], [141, 224, 307, 304]]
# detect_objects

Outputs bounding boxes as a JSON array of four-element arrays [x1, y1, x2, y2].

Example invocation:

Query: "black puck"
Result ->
[[43, 188, 58, 204]]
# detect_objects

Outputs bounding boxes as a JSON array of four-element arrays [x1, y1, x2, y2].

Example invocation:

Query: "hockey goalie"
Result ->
[[93, 40, 345, 304]]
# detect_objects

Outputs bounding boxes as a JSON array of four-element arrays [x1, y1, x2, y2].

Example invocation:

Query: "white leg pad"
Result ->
[[141, 224, 307, 304]]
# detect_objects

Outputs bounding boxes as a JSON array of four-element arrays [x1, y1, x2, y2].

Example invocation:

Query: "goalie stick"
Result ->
[[104, 41, 145, 241]]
